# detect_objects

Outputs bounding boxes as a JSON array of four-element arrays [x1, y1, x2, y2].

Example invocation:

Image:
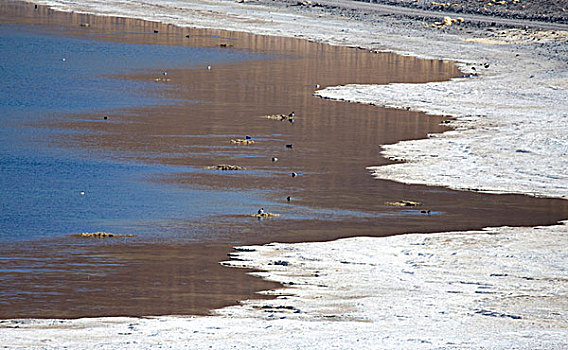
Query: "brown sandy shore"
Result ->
[[1, 0, 567, 324]]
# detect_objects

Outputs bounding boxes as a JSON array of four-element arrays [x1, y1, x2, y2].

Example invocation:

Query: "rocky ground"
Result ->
[[252, 0, 568, 28], [351, 0, 567, 24]]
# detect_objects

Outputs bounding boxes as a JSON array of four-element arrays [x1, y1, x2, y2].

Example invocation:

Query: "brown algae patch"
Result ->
[[249, 212, 280, 218], [206, 164, 246, 170], [264, 113, 295, 122], [385, 200, 423, 207], [74, 232, 134, 238], [230, 139, 255, 145], [224, 213, 281, 218]]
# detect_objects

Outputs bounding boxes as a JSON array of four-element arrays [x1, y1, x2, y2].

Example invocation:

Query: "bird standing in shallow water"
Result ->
[[258, 208, 265, 215]]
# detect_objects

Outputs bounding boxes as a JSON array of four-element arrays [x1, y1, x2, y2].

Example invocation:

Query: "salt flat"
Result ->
[[2, 222, 567, 348], [3, 0, 567, 348]]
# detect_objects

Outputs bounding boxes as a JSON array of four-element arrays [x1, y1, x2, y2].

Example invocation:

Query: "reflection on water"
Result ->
[[1, 2, 567, 319], [0, 240, 278, 318], [0, 19, 268, 243]]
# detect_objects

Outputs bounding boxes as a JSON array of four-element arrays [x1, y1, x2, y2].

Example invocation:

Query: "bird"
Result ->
[[103, 116, 108, 120], [288, 111, 295, 118], [286, 144, 293, 149], [162, 72, 168, 76], [291, 172, 297, 177], [314, 84, 321, 88], [272, 157, 278, 162], [207, 65, 212, 70], [61, 58, 66, 62], [154, 30, 159, 33], [286, 196, 291, 202], [245, 135, 252, 140], [80, 191, 85, 195], [258, 208, 265, 215]]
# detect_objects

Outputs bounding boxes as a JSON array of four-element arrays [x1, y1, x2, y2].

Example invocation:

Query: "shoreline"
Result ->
[[3, 222, 567, 348], [2, 0, 567, 347], [26, 0, 568, 200]]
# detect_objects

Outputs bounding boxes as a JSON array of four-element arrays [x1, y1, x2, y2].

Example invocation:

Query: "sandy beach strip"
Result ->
[[2, 0, 567, 347]]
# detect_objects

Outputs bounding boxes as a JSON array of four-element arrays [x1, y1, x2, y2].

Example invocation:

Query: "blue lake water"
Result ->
[[0, 24, 269, 243]]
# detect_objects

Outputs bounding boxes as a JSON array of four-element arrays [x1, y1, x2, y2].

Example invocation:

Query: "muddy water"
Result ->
[[1, 2, 567, 319]]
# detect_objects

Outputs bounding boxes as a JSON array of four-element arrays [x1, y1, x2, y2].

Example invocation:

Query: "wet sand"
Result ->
[[1, 2, 567, 319]]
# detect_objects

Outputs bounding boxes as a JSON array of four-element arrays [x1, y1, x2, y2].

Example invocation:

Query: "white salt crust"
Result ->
[[2, 222, 567, 349], [5, 1, 567, 348]]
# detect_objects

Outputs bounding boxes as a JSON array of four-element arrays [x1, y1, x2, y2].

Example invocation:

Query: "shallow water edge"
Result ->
[[1, 1, 567, 319]]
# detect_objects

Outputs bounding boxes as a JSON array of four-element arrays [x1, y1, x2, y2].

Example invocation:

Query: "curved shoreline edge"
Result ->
[[3, 1, 567, 348], [30, 0, 568, 199], [3, 222, 567, 348], [316, 34, 568, 199]]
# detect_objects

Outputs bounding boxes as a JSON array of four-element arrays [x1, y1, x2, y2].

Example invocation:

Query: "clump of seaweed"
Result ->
[[264, 112, 295, 122], [207, 164, 245, 170], [74, 232, 134, 238], [230, 139, 255, 145], [248, 212, 280, 218], [385, 200, 422, 207]]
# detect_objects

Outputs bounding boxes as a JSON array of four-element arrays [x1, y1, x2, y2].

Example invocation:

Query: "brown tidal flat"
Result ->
[[1, 2, 567, 319]]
